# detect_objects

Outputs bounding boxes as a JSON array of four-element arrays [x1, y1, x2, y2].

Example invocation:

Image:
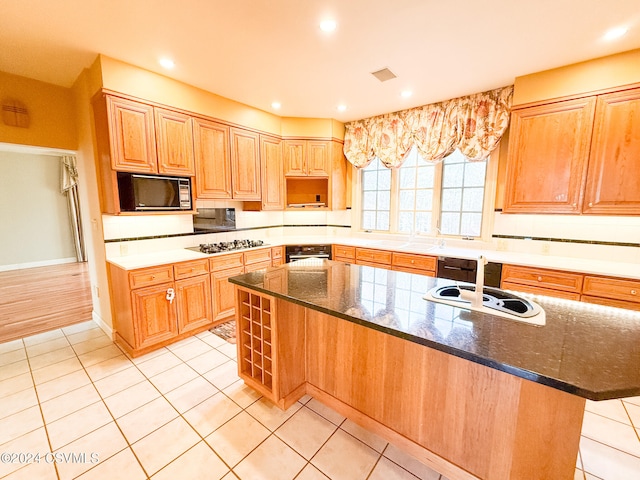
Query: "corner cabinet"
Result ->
[[503, 84, 640, 216], [230, 128, 261, 201]]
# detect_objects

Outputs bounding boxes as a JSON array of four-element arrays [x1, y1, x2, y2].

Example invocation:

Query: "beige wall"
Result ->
[[93, 55, 346, 139], [0, 71, 77, 150], [0, 151, 75, 268], [513, 48, 640, 106]]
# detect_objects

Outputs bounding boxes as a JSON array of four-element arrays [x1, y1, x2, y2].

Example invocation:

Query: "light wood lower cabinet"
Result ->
[[109, 259, 213, 356], [355, 248, 392, 268], [175, 274, 212, 333], [130, 282, 178, 350], [581, 275, 640, 311], [391, 252, 436, 276], [332, 244, 356, 263], [212, 265, 245, 322], [501, 264, 583, 300]]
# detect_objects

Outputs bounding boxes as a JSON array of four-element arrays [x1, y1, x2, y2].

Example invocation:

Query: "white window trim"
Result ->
[[354, 145, 501, 243]]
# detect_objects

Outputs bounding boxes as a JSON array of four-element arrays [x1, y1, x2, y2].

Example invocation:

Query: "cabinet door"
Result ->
[[503, 97, 596, 213], [230, 128, 261, 200], [175, 274, 212, 334], [283, 140, 306, 176], [193, 118, 232, 199], [131, 282, 177, 349], [260, 135, 285, 209], [107, 96, 157, 173], [307, 141, 330, 176], [154, 108, 195, 176], [583, 87, 640, 215], [212, 265, 245, 322]]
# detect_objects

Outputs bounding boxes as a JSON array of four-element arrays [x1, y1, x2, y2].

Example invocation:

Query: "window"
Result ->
[[360, 147, 489, 237]]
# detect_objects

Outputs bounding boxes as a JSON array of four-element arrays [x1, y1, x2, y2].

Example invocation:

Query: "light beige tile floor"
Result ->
[[0, 320, 639, 480]]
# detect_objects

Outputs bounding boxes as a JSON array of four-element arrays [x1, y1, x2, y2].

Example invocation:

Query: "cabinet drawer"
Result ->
[[210, 252, 244, 272], [501, 281, 581, 301], [129, 265, 174, 289], [333, 245, 355, 262], [271, 246, 284, 261], [583, 276, 640, 304], [355, 248, 392, 266], [174, 259, 209, 279], [501, 265, 583, 293], [392, 253, 436, 272], [245, 260, 272, 272], [581, 294, 640, 312], [244, 248, 272, 265]]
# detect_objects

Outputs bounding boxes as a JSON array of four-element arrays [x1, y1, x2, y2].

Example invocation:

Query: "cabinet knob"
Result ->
[[191, 267, 195, 271], [151, 275, 156, 280], [572, 203, 577, 207], [632, 290, 637, 295], [588, 202, 593, 207], [537, 276, 542, 282], [411, 260, 415, 264]]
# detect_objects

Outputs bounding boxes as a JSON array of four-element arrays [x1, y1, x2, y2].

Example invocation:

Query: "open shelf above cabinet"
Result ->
[[285, 177, 329, 209]]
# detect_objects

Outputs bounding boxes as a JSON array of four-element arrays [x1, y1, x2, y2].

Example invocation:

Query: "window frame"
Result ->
[[354, 146, 500, 241]]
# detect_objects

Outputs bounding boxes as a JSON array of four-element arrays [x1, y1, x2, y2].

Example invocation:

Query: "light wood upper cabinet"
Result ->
[[154, 108, 195, 176], [284, 139, 329, 176], [503, 97, 596, 214], [583, 87, 640, 215], [230, 127, 261, 200], [259, 135, 284, 210], [193, 117, 232, 199], [105, 96, 157, 173]]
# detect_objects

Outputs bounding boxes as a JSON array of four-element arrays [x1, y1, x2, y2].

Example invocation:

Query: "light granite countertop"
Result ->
[[106, 235, 640, 280]]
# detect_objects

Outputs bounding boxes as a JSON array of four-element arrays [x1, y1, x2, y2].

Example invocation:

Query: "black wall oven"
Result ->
[[285, 245, 332, 263]]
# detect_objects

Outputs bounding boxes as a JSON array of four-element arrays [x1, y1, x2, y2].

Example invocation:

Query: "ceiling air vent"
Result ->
[[2, 99, 29, 128], [371, 67, 397, 82]]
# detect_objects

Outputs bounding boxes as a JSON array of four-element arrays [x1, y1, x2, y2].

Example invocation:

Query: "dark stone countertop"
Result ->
[[229, 260, 640, 401]]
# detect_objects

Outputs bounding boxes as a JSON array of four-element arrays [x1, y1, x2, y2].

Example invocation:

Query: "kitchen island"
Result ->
[[230, 260, 640, 480]]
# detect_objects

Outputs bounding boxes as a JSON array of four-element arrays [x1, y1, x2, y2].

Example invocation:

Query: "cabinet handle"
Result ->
[[537, 276, 542, 282], [166, 288, 175, 304], [632, 290, 637, 295]]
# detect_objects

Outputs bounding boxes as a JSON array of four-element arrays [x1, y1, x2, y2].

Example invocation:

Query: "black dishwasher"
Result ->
[[436, 256, 502, 287]]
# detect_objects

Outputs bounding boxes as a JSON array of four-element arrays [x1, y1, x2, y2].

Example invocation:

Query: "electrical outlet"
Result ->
[[93, 286, 100, 298], [541, 242, 550, 255], [120, 243, 128, 256], [497, 239, 507, 251]]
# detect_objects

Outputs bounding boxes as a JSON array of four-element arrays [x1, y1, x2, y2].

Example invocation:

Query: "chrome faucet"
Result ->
[[473, 255, 488, 308]]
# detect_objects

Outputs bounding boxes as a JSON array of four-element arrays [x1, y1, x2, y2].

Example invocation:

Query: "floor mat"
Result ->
[[210, 320, 236, 343]]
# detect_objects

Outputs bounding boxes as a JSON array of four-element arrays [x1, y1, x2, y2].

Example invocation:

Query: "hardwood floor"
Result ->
[[0, 262, 93, 343]]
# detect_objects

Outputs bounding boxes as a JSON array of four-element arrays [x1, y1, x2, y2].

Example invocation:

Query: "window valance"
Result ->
[[343, 85, 514, 168]]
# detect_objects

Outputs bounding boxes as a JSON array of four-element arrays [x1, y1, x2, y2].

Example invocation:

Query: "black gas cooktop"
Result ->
[[188, 239, 266, 254]]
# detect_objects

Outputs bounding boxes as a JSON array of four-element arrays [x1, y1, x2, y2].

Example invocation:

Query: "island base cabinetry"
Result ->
[[235, 287, 586, 480], [235, 287, 306, 409]]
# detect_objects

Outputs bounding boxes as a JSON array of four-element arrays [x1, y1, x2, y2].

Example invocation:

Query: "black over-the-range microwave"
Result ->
[[117, 173, 192, 212]]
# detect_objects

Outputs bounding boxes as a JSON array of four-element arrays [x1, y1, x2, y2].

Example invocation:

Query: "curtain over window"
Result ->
[[60, 155, 86, 263], [343, 86, 513, 168]]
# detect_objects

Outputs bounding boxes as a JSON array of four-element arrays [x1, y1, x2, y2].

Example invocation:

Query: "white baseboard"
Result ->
[[92, 311, 114, 339], [0, 257, 78, 272]]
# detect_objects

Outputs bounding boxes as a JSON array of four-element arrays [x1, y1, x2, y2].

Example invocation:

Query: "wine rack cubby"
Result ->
[[238, 289, 274, 392]]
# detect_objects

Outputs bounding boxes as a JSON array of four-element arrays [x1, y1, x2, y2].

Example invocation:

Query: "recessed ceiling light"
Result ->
[[401, 90, 413, 98], [271, 102, 281, 110], [337, 105, 347, 112], [159, 58, 175, 69], [603, 26, 628, 41], [320, 20, 337, 32]]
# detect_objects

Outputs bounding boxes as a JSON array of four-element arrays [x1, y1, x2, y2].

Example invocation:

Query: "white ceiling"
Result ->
[[1, 0, 639, 122]]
